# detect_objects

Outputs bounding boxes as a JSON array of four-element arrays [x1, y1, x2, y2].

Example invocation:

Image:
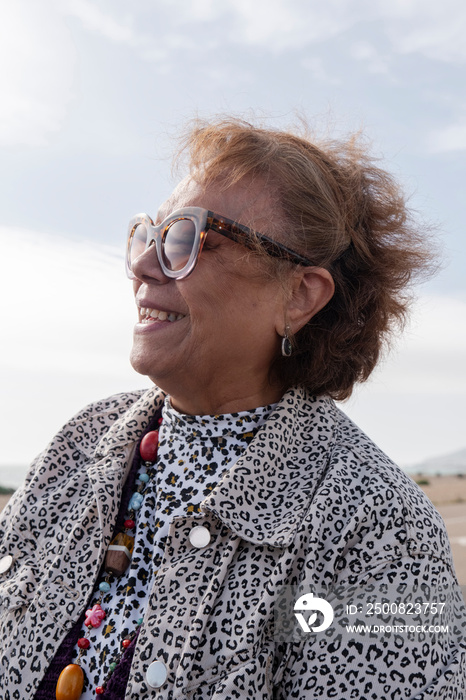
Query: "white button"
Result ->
[[146, 660, 168, 688], [188, 525, 211, 548], [0, 554, 13, 574]]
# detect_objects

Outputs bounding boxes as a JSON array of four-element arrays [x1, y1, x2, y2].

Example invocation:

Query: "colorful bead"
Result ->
[[124, 519, 135, 530], [128, 492, 144, 511], [138, 472, 150, 483], [137, 617, 144, 626], [105, 532, 134, 576], [85, 603, 106, 628], [98, 581, 111, 593], [95, 686, 105, 695], [109, 662, 117, 672], [140, 430, 159, 461], [56, 664, 84, 700], [77, 637, 90, 649], [122, 638, 131, 649]]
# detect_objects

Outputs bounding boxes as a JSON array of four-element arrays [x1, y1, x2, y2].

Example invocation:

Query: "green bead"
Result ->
[[109, 662, 117, 672], [138, 617, 144, 626]]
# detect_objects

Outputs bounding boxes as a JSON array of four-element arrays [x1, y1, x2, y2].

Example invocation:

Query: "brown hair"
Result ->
[[178, 117, 436, 400]]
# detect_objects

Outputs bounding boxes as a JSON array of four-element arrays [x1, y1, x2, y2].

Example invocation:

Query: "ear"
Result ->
[[276, 267, 335, 335]]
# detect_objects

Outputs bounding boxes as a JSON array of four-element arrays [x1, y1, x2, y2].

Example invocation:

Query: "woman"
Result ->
[[1, 118, 465, 699]]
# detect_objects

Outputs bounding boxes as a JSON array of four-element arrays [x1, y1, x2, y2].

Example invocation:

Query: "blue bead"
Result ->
[[137, 617, 144, 626], [138, 473, 150, 483], [129, 492, 144, 510], [128, 497, 138, 510], [99, 581, 111, 593]]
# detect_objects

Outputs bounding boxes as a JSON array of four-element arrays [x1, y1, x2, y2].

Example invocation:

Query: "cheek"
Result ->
[[184, 268, 237, 316]]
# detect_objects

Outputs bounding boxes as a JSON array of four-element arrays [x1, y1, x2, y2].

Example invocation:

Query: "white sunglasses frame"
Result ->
[[126, 206, 315, 281]]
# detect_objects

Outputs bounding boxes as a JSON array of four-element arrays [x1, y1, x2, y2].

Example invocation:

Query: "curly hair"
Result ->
[[177, 117, 436, 400]]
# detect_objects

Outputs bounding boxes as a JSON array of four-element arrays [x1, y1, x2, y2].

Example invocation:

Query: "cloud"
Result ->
[[146, 0, 466, 63], [60, 0, 366, 55], [0, 224, 152, 465], [350, 42, 391, 75], [301, 57, 341, 85], [4, 0, 462, 121], [366, 294, 466, 395], [383, 0, 466, 63], [427, 121, 466, 153], [0, 225, 135, 376], [64, 0, 135, 44], [0, 1, 77, 147], [61, 0, 169, 63], [342, 293, 466, 464]]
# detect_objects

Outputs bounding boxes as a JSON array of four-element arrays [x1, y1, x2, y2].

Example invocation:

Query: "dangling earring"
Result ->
[[281, 326, 292, 357]]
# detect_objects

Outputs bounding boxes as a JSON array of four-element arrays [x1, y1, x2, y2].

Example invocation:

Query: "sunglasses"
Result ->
[[126, 206, 315, 281]]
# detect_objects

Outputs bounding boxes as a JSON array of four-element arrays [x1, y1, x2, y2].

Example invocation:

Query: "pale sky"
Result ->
[[1, 0, 465, 483]]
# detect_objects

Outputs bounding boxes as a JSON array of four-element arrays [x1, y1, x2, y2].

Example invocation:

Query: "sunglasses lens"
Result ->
[[163, 218, 197, 272]]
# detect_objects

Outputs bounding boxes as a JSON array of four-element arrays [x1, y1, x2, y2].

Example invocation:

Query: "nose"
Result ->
[[131, 240, 169, 284]]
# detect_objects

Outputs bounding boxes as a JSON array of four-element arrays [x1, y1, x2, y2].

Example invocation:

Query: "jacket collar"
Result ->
[[90, 385, 338, 550], [200, 386, 338, 548]]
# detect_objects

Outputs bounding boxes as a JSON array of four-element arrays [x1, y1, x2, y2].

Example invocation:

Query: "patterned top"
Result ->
[[74, 395, 276, 697]]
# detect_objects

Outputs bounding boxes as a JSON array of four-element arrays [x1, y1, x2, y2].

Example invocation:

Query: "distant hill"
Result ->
[[405, 448, 466, 476]]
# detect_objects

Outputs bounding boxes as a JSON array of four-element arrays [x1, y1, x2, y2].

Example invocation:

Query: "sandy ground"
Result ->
[[1, 474, 465, 585]]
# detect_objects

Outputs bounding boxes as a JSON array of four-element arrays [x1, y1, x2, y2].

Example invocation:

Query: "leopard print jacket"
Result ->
[[0, 385, 465, 699]]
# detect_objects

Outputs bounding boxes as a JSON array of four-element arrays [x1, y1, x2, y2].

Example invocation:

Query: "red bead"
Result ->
[[95, 686, 105, 695], [77, 637, 90, 650], [140, 431, 159, 462], [122, 638, 131, 649], [124, 519, 135, 530]]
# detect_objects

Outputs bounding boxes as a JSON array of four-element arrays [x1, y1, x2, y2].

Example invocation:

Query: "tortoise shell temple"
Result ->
[[206, 215, 314, 265], [206, 216, 250, 246]]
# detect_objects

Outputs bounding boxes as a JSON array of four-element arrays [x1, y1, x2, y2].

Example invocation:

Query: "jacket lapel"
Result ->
[[87, 386, 166, 549], [200, 386, 338, 548]]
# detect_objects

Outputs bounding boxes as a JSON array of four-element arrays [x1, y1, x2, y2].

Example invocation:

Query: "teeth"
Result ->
[[138, 306, 185, 323]]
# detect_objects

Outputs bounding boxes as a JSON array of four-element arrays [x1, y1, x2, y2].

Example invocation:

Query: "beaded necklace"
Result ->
[[55, 416, 162, 700]]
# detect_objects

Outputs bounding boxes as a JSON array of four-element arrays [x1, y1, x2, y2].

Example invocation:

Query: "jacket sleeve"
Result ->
[[0, 447, 50, 542]]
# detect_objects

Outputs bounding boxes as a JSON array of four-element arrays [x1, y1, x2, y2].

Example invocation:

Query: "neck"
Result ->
[[153, 374, 284, 416]]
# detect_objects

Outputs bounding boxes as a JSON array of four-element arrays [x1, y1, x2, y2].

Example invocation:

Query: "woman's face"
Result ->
[[129, 177, 288, 414]]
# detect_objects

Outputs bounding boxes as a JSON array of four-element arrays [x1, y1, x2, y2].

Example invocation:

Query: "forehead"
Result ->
[[157, 176, 277, 232]]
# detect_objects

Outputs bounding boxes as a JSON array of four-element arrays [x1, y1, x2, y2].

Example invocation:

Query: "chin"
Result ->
[[130, 351, 170, 391], [129, 349, 153, 378]]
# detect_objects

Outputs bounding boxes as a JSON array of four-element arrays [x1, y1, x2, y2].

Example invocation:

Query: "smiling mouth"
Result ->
[[138, 306, 186, 324]]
